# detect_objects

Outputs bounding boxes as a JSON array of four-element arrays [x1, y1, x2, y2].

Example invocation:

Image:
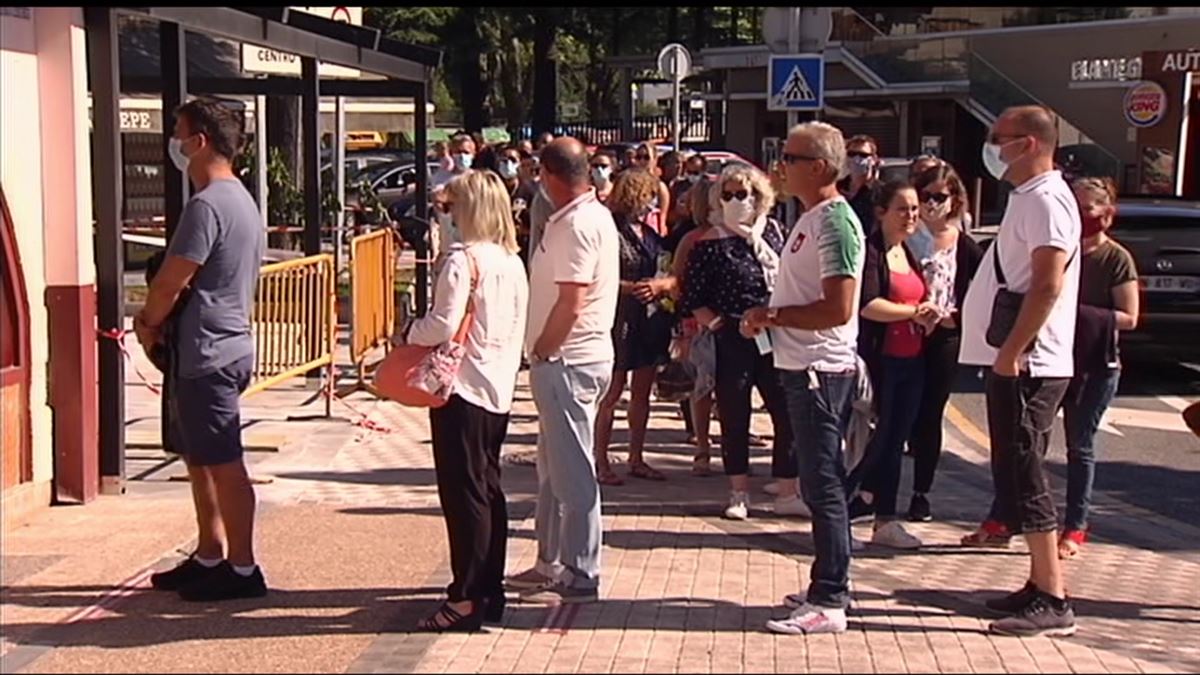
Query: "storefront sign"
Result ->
[[1163, 50, 1200, 73], [1124, 81, 1168, 128], [1070, 56, 1141, 83], [119, 110, 155, 131], [241, 7, 362, 78]]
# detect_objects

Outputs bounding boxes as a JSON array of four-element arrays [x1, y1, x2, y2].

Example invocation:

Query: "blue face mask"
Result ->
[[499, 159, 519, 179], [453, 153, 474, 171]]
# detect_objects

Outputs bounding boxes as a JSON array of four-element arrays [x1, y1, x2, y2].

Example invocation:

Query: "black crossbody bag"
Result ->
[[985, 239, 1075, 350]]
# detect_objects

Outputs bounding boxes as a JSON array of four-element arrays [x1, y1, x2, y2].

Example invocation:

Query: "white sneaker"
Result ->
[[851, 535, 866, 552], [762, 482, 781, 496], [766, 603, 848, 635], [871, 521, 923, 550], [724, 491, 750, 520], [774, 495, 811, 518]]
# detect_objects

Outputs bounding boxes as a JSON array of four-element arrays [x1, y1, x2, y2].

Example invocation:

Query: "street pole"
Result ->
[[255, 95, 268, 230], [334, 95, 346, 277], [672, 53, 682, 151], [785, 7, 800, 227]]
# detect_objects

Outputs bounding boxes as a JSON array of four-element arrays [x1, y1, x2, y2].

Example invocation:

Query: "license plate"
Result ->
[[1141, 275, 1200, 293]]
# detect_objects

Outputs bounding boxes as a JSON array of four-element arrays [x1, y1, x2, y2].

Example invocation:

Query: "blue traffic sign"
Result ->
[[768, 54, 824, 111]]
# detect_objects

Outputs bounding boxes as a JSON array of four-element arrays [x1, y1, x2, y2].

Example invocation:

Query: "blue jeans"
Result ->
[[849, 355, 925, 519], [529, 359, 612, 591], [1062, 368, 1120, 532], [781, 368, 856, 609]]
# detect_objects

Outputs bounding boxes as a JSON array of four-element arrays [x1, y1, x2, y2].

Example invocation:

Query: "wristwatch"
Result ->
[[767, 307, 781, 326]]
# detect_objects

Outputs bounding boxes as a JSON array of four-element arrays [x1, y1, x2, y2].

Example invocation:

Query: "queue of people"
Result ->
[[140, 105, 1135, 645]]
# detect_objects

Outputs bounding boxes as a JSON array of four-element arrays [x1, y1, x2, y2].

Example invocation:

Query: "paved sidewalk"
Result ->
[[2, 361, 1198, 673]]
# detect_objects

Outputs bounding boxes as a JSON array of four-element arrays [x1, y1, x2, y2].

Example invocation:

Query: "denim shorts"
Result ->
[[167, 354, 254, 466]]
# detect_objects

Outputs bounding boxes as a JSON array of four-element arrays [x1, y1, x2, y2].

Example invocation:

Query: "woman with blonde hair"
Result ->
[[408, 170, 529, 631], [681, 163, 802, 520], [632, 141, 672, 235], [594, 168, 676, 485]]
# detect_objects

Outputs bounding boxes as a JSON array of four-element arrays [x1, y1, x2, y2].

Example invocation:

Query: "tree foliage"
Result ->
[[364, 7, 766, 133]]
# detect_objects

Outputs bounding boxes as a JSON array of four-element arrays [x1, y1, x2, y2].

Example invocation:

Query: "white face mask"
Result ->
[[982, 139, 1025, 181], [168, 136, 193, 172], [848, 155, 873, 176], [722, 196, 756, 228], [498, 160, 519, 180], [920, 198, 952, 224], [591, 166, 612, 185], [453, 153, 474, 171]]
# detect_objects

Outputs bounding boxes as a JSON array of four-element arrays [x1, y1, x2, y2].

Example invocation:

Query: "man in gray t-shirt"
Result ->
[[134, 99, 268, 602]]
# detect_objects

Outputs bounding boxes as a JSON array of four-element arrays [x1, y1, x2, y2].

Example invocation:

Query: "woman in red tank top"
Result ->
[[847, 182, 941, 550]]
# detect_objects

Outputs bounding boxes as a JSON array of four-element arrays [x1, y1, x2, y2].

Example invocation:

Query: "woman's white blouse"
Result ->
[[407, 242, 529, 414]]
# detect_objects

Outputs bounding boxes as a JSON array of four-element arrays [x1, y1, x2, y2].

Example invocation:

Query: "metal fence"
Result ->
[[333, 228, 396, 399], [515, 112, 712, 146], [245, 254, 337, 414]]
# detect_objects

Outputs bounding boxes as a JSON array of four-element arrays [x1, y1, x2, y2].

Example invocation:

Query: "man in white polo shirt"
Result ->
[[959, 105, 1080, 638], [741, 121, 865, 635], [504, 137, 619, 605]]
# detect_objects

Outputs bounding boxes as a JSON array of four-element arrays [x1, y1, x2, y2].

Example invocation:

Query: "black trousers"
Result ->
[[429, 395, 510, 602], [714, 323, 795, 478], [985, 372, 1070, 535], [908, 328, 961, 495]]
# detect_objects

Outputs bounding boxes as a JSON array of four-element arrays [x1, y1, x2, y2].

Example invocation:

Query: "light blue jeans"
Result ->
[[530, 358, 612, 591]]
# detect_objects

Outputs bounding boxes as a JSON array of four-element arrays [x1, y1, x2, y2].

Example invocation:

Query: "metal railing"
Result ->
[[337, 228, 396, 398], [517, 113, 712, 146], [244, 254, 336, 414]]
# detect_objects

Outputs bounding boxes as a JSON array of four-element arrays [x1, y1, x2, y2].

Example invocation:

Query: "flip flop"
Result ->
[[629, 461, 666, 482]]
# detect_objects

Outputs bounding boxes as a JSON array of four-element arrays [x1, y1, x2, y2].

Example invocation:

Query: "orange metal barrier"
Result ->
[[244, 254, 337, 414], [339, 228, 395, 397]]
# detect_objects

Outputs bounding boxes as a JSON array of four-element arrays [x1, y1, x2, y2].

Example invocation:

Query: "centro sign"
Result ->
[[241, 7, 363, 78]]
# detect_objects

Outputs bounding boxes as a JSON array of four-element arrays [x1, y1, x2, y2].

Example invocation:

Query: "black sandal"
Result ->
[[417, 602, 483, 633]]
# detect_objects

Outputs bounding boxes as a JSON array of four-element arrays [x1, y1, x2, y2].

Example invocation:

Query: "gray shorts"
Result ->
[[167, 354, 254, 466]]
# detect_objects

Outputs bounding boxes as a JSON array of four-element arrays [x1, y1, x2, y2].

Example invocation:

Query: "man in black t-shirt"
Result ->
[[840, 134, 881, 238]]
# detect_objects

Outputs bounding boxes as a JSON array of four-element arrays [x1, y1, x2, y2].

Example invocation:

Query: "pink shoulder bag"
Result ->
[[373, 252, 479, 408]]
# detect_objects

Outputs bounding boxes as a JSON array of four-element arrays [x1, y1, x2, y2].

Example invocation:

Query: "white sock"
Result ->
[[232, 564, 258, 577], [196, 556, 223, 568]]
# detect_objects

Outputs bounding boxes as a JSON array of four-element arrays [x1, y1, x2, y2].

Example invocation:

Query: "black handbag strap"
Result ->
[[992, 236, 1077, 290]]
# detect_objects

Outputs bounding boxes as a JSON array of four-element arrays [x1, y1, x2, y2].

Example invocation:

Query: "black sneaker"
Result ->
[[848, 496, 875, 524], [150, 555, 214, 591], [178, 561, 268, 602], [907, 494, 933, 523], [984, 580, 1038, 615], [988, 592, 1076, 637]]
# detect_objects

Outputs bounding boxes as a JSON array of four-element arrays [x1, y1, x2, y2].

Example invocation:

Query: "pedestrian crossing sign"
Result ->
[[768, 54, 824, 111]]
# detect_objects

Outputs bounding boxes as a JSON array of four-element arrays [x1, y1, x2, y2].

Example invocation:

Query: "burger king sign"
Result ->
[[1124, 81, 1168, 128]]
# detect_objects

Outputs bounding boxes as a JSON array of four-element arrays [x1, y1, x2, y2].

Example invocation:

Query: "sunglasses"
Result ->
[[847, 151, 875, 159], [781, 152, 820, 164], [721, 190, 750, 202], [987, 133, 1025, 145], [919, 192, 952, 205], [591, 163, 611, 170]]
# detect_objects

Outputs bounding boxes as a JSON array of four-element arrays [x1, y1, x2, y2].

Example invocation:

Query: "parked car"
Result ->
[[878, 157, 912, 185], [972, 196, 1200, 350], [320, 149, 414, 181], [343, 160, 442, 217], [1110, 197, 1200, 346]]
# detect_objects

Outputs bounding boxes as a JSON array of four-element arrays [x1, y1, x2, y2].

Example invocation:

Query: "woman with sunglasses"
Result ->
[[594, 168, 675, 485], [848, 181, 942, 549], [682, 164, 803, 520], [902, 164, 983, 523], [633, 142, 672, 237]]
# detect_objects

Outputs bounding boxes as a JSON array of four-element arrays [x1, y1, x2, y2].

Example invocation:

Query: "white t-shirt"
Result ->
[[959, 170, 1081, 378], [408, 243, 530, 414], [525, 190, 620, 366], [769, 196, 865, 373]]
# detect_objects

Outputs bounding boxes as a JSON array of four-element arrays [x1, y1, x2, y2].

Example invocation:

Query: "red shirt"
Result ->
[[882, 267, 926, 358]]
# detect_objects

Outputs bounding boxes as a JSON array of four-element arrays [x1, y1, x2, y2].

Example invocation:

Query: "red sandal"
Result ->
[[960, 519, 1013, 548]]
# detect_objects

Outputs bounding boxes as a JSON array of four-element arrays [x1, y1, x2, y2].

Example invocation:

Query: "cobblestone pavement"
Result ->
[[309, 376, 1198, 674], [4, 354, 1198, 673]]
